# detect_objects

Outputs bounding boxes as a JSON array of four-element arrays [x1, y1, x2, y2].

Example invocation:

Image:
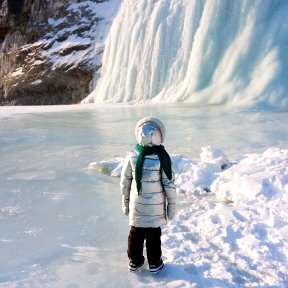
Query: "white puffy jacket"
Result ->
[[120, 150, 176, 228]]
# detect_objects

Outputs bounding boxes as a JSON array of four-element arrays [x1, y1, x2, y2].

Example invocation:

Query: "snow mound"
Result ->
[[88, 146, 288, 286], [213, 147, 288, 204], [88, 147, 288, 205], [165, 147, 288, 287], [88, 158, 123, 177]]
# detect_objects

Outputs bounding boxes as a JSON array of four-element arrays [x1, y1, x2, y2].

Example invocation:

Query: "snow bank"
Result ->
[[88, 146, 288, 286], [88, 157, 123, 177], [213, 147, 288, 203], [87, 146, 232, 194]]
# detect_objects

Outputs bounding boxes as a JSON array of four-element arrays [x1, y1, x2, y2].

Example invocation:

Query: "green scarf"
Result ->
[[135, 144, 172, 196]]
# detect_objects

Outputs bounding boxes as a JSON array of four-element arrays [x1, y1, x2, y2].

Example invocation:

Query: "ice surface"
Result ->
[[84, 0, 288, 111], [1, 104, 288, 287], [3, 0, 288, 286]]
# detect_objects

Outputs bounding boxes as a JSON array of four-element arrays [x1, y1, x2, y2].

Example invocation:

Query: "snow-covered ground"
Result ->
[[91, 146, 288, 287], [1, 105, 287, 287]]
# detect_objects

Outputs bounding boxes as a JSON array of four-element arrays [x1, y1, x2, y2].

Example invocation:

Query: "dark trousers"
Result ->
[[127, 226, 162, 265]]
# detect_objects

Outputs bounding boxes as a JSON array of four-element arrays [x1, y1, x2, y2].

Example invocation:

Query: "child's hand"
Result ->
[[122, 206, 129, 215], [122, 195, 129, 215], [167, 204, 175, 220]]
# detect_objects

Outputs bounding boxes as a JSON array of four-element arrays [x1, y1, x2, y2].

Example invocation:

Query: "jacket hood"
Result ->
[[135, 117, 166, 146]]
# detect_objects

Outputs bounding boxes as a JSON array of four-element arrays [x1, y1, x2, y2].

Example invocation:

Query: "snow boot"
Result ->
[[149, 258, 164, 274], [128, 256, 145, 272]]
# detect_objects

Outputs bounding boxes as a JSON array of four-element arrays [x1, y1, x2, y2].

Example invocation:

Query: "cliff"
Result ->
[[0, 0, 118, 105]]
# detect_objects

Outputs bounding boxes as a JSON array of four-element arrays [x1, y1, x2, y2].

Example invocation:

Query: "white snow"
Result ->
[[2, 0, 288, 286], [9, 0, 121, 83], [89, 146, 288, 287], [31, 79, 42, 85], [1, 105, 288, 288], [68, 0, 121, 19], [10, 68, 23, 77]]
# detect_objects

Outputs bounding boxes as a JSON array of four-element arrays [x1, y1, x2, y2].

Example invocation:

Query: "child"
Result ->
[[120, 116, 176, 273]]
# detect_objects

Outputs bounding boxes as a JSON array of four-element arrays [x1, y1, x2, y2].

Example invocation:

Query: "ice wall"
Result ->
[[84, 0, 288, 110]]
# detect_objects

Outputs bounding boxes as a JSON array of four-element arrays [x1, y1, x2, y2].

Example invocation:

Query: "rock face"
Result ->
[[0, 0, 118, 105]]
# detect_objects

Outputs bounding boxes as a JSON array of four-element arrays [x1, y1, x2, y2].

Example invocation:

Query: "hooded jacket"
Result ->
[[120, 117, 176, 228]]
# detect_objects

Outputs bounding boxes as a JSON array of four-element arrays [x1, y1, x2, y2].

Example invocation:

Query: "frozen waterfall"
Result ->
[[83, 0, 288, 110]]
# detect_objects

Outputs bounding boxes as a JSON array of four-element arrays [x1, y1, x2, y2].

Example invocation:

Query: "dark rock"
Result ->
[[0, 0, 116, 105], [59, 43, 91, 56]]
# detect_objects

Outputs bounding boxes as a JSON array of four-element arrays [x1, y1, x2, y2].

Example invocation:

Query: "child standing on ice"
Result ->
[[120, 117, 176, 273]]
